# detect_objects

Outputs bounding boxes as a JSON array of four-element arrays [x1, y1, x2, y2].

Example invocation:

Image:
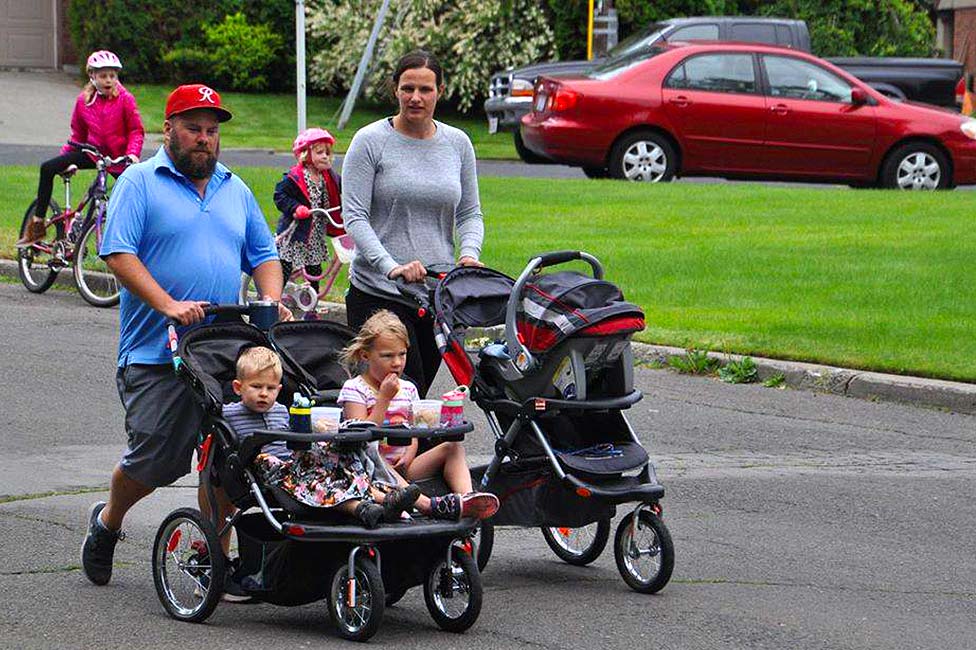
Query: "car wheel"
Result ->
[[880, 142, 950, 190], [582, 166, 610, 179], [609, 131, 677, 182], [514, 131, 549, 165]]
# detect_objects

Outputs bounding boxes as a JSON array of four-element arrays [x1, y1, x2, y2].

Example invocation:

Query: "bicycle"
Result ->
[[17, 142, 129, 307], [239, 206, 355, 319]]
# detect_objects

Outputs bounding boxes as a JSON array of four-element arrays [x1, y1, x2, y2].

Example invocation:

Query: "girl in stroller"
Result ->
[[338, 310, 499, 521], [227, 346, 421, 528]]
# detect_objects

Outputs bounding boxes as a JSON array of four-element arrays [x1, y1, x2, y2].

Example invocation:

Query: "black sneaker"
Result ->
[[222, 557, 255, 603], [80, 502, 123, 585], [383, 484, 421, 523], [355, 501, 385, 529]]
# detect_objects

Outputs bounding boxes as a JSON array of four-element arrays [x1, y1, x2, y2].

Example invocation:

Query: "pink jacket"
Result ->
[[61, 82, 144, 172]]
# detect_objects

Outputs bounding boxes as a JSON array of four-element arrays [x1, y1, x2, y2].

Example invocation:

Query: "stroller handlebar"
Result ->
[[393, 263, 453, 317]]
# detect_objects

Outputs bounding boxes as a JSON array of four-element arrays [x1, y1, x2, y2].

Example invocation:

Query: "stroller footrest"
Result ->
[[564, 473, 665, 504], [555, 441, 648, 476]]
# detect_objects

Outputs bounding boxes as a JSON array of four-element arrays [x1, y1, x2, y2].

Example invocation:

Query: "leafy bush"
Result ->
[[668, 349, 719, 375], [205, 13, 285, 91], [718, 356, 758, 384], [68, 0, 295, 90], [306, 0, 556, 112]]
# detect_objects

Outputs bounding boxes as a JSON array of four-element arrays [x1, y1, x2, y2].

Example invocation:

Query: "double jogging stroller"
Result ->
[[151, 304, 483, 641], [402, 251, 674, 594]]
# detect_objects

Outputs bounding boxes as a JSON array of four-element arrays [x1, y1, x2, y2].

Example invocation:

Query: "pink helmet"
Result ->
[[292, 128, 336, 158], [86, 50, 122, 71]]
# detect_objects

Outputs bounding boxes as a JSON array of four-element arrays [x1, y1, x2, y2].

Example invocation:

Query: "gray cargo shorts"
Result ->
[[115, 363, 204, 488]]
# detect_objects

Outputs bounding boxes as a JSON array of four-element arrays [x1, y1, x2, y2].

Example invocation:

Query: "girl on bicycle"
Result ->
[[273, 128, 344, 292], [17, 50, 144, 247], [338, 310, 499, 521]]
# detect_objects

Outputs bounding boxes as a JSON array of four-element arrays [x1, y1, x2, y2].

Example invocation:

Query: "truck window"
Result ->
[[730, 23, 779, 45], [763, 56, 853, 103], [664, 53, 756, 95], [668, 24, 719, 41]]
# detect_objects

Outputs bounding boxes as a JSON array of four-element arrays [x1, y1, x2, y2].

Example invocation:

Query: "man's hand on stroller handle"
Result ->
[[163, 299, 210, 325]]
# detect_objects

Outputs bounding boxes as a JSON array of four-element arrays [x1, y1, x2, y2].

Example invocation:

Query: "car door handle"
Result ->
[[668, 96, 690, 107], [769, 104, 790, 115]]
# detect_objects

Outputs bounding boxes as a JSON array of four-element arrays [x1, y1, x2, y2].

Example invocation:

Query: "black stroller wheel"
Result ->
[[474, 519, 494, 572], [423, 545, 482, 633], [152, 508, 225, 623], [541, 517, 611, 566], [613, 510, 674, 594], [328, 556, 385, 641]]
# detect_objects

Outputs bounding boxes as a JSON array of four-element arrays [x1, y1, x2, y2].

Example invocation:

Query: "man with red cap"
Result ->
[[81, 84, 289, 598]]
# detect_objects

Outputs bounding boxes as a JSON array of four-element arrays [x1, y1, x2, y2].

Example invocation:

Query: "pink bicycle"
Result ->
[[239, 206, 355, 318]]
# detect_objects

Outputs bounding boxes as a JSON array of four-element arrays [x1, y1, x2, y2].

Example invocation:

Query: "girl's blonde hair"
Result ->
[[236, 346, 283, 381], [340, 310, 409, 370], [82, 73, 121, 105], [298, 142, 333, 167]]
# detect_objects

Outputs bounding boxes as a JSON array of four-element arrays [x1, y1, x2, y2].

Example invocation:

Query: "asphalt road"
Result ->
[[1, 282, 974, 649]]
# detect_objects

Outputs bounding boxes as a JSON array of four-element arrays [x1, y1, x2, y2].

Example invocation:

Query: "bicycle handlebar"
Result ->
[[67, 141, 131, 168], [309, 206, 343, 229]]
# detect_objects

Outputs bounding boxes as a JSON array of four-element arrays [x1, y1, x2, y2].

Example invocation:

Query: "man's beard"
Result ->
[[169, 137, 219, 180]]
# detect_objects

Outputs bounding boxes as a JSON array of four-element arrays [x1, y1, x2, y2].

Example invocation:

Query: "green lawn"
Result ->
[[4, 165, 974, 381], [127, 84, 519, 160]]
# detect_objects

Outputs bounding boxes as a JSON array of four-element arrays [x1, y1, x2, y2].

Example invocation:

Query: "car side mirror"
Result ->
[[850, 87, 868, 105]]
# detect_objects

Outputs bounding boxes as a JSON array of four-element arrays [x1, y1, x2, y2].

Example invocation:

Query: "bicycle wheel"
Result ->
[[541, 517, 611, 566], [73, 211, 119, 307], [17, 199, 63, 293]]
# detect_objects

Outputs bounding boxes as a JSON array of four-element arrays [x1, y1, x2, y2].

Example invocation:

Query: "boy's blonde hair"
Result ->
[[340, 310, 409, 369], [236, 346, 283, 381]]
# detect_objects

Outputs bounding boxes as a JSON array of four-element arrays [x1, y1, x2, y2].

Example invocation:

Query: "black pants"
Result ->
[[280, 260, 324, 292], [35, 151, 96, 219], [345, 284, 441, 398]]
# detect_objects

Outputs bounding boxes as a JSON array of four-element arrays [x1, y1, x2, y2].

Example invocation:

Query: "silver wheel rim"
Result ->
[[75, 222, 118, 301], [622, 141, 667, 182], [895, 152, 940, 190], [621, 517, 663, 585], [428, 557, 472, 620], [332, 566, 374, 634], [547, 524, 599, 557], [155, 518, 213, 618]]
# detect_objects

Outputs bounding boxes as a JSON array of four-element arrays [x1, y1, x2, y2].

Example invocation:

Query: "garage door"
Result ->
[[0, 0, 55, 68]]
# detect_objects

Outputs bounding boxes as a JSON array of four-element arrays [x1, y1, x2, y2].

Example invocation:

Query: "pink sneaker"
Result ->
[[459, 492, 499, 520]]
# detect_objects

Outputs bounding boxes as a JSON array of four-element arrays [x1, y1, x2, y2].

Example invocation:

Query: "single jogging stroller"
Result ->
[[151, 304, 483, 641], [399, 251, 674, 594]]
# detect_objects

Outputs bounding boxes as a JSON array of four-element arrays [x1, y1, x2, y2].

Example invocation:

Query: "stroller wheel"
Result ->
[[152, 508, 225, 623], [541, 517, 611, 566], [473, 519, 494, 573], [424, 545, 482, 633], [613, 509, 674, 594], [328, 556, 384, 641]]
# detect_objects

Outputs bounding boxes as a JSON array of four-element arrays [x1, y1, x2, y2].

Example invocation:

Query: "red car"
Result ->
[[520, 42, 976, 189]]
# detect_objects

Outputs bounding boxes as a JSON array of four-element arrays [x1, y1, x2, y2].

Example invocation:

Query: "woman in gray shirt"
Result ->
[[341, 50, 485, 396]]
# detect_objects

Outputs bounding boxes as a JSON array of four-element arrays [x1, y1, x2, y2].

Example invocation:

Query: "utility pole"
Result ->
[[296, 0, 307, 133], [338, 0, 392, 129]]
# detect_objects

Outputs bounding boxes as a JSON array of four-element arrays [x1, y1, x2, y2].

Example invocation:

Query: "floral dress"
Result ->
[[257, 443, 376, 508], [278, 167, 331, 268]]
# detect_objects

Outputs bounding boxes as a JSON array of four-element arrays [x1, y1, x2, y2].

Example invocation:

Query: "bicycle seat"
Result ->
[[59, 165, 79, 179]]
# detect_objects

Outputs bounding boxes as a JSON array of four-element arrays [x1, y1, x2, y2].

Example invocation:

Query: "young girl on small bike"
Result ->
[[17, 50, 144, 247], [339, 310, 500, 521], [273, 128, 344, 291]]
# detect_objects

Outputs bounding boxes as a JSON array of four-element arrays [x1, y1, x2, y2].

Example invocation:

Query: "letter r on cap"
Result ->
[[198, 87, 216, 104]]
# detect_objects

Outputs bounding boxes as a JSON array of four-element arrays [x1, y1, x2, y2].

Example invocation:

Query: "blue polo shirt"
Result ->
[[101, 146, 278, 366]]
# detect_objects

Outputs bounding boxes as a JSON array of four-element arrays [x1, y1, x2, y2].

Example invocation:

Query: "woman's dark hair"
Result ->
[[392, 50, 443, 87]]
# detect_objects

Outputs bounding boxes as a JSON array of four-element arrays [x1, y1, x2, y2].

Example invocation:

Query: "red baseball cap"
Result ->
[[165, 84, 233, 122]]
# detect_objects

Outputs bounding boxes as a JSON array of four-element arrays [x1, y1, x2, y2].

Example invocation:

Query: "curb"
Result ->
[[631, 343, 976, 415], [2, 258, 973, 415], [0, 258, 116, 293]]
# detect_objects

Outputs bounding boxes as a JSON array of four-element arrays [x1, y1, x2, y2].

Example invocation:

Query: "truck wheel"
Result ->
[[609, 131, 677, 183], [880, 142, 950, 190], [514, 131, 549, 165]]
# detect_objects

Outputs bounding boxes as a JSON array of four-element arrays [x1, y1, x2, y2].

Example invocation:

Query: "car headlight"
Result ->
[[510, 78, 534, 97], [961, 120, 976, 140]]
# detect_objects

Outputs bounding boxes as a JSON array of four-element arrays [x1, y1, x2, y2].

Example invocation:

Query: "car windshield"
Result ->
[[607, 24, 667, 60], [589, 48, 664, 80]]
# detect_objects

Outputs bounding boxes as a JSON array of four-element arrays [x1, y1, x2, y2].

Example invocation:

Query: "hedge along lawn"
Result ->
[[127, 84, 518, 160], [2, 165, 973, 381]]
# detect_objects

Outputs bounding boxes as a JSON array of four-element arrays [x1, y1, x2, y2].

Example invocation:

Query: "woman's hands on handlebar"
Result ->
[[388, 260, 427, 283], [458, 256, 484, 268]]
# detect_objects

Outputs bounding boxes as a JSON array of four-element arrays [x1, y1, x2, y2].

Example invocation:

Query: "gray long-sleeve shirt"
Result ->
[[341, 118, 484, 299]]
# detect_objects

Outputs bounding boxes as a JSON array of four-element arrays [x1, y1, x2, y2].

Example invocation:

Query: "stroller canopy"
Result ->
[[517, 271, 645, 353], [434, 266, 516, 330], [268, 320, 355, 394]]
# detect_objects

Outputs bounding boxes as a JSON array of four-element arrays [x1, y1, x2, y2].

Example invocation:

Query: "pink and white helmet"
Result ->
[[86, 50, 122, 71], [292, 128, 336, 158]]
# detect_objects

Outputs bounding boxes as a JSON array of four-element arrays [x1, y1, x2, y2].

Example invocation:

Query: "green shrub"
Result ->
[[161, 47, 214, 85], [205, 13, 285, 91]]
